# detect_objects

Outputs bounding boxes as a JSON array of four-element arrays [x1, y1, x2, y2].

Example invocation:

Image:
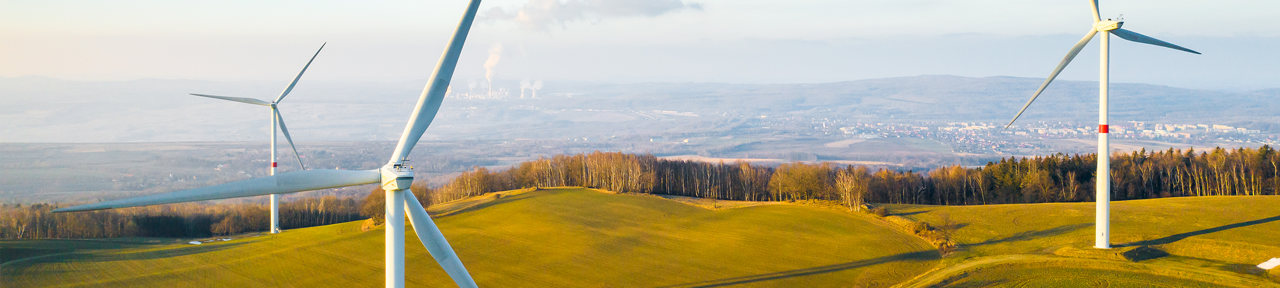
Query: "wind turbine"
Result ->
[[189, 43, 325, 234], [52, 1, 485, 287], [1004, 0, 1199, 249]]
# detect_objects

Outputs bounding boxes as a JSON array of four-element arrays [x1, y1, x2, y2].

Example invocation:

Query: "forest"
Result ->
[[426, 146, 1278, 209], [3, 145, 1276, 240], [1, 197, 363, 240]]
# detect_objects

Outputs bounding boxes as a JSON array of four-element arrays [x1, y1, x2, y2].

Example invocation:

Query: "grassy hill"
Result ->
[[886, 196, 1280, 287], [1, 188, 939, 287], [4, 188, 1279, 287]]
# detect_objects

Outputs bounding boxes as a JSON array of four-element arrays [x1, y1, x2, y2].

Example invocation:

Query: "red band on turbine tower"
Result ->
[[272, 162, 278, 167], [1099, 125, 1109, 133]]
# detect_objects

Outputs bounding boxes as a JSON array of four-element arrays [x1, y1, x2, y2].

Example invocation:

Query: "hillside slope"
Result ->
[[1, 188, 938, 287], [887, 196, 1280, 287], [6, 190, 1279, 287]]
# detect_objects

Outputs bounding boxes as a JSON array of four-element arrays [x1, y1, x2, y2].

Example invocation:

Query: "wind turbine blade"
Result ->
[[1005, 29, 1099, 129], [1089, 0, 1101, 22], [189, 93, 271, 106], [275, 109, 306, 170], [52, 169, 379, 212], [1112, 28, 1201, 55], [387, 0, 483, 165], [274, 42, 326, 104], [404, 194, 478, 288]]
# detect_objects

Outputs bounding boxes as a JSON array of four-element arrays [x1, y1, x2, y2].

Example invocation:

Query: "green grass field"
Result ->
[[4, 188, 1279, 287], [1, 188, 939, 287], [886, 196, 1280, 287]]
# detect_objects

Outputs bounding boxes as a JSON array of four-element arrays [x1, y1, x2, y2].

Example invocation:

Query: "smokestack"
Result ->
[[532, 80, 543, 99], [484, 43, 503, 97], [468, 81, 478, 99], [519, 80, 531, 99]]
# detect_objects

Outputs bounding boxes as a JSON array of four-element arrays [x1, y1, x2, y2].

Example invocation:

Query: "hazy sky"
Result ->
[[3, 0, 1278, 90]]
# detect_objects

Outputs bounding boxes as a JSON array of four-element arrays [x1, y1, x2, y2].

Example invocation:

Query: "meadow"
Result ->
[[2, 188, 1278, 287], [2, 188, 938, 287], [887, 196, 1280, 287]]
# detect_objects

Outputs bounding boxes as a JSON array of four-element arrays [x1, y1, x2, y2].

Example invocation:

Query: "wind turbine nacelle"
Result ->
[[381, 164, 415, 191], [1095, 20, 1123, 32]]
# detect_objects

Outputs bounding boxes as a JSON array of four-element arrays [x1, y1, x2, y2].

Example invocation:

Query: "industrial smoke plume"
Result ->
[[532, 80, 543, 98], [520, 79, 531, 98], [484, 43, 503, 96]]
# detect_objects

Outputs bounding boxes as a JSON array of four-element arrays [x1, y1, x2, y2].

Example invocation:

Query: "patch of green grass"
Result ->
[[885, 196, 1280, 263], [896, 255, 1278, 288], [8, 190, 1279, 287], [3, 188, 939, 287], [885, 196, 1280, 287], [944, 263, 1227, 288]]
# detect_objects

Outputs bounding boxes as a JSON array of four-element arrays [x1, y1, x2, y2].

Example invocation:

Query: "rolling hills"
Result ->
[[4, 75, 1277, 143], [887, 196, 1280, 287], [3, 188, 1279, 287], [1, 188, 939, 287]]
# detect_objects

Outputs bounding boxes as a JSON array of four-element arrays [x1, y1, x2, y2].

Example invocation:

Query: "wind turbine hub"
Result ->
[[380, 164, 415, 191], [1095, 20, 1123, 32]]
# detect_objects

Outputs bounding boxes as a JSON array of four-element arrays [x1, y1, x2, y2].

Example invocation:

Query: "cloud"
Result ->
[[482, 0, 701, 31]]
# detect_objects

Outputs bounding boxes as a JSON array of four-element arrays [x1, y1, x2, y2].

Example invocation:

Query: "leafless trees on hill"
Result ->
[[1, 197, 360, 240], [4, 146, 1276, 240], [416, 147, 1280, 211]]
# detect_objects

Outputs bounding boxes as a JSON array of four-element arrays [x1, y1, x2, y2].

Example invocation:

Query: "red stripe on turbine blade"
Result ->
[[272, 162, 278, 167], [1099, 125, 1109, 133]]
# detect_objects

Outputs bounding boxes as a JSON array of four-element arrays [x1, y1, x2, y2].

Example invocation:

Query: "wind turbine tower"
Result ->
[[189, 43, 325, 234], [1004, 0, 1199, 249]]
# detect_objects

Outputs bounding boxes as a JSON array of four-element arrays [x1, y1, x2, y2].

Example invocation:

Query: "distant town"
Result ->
[[751, 115, 1276, 155], [447, 98, 1278, 157], [617, 109, 1279, 156]]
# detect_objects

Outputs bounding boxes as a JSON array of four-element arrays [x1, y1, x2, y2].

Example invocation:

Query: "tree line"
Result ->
[[419, 146, 1279, 211], [0, 196, 361, 240], [4, 146, 1275, 239]]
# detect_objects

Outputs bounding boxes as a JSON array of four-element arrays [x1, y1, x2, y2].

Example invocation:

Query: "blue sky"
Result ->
[[3, 0, 1278, 90]]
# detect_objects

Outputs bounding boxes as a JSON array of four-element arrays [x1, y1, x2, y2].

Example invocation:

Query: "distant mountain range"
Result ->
[[3, 75, 1276, 143]]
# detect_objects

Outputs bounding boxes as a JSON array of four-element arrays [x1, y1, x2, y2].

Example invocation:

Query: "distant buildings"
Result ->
[[825, 120, 1273, 154]]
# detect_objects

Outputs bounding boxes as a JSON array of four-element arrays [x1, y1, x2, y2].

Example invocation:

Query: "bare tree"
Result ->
[[835, 166, 870, 211]]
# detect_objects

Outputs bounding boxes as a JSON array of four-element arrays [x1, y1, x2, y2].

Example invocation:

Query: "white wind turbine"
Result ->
[[189, 43, 325, 234], [52, 1, 485, 287], [1004, 0, 1199, 249]]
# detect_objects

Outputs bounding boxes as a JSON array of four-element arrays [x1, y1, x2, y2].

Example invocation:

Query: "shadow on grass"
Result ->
[[1220, 263, 1268, 276], [892, 210, 932, 217], [61, 241, 249, 264], [434, 191, 536, 218], [970, 223, 1091, 247], [1123, 246, 1169, 261], [1, 238, 178, 265], [0, 239, 247, 280], [656, 250, 940, 288], [1120, 214, 1280, 247], [942, 223, 970, 231]]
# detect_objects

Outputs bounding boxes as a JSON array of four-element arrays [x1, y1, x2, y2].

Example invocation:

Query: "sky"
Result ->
[[3, 0, 1279, 90]]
